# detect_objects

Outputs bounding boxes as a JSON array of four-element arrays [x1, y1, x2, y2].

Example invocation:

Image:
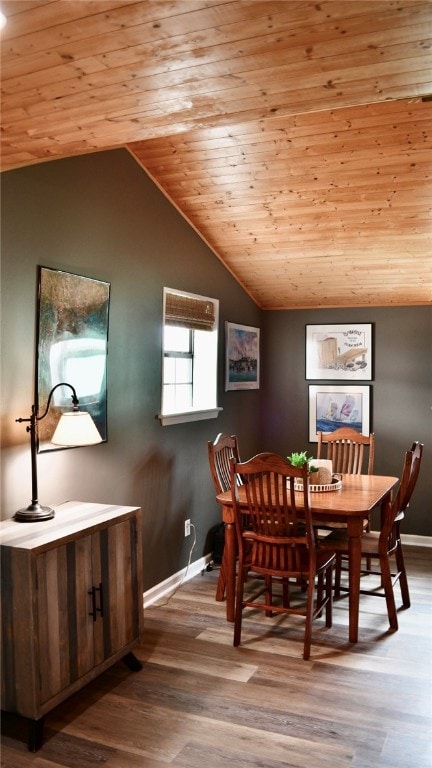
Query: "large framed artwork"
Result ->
[[306, 323, 373, 380], [225, 322, 260, 391], [36, 266, 110, 452], [309, 385, 371, 442]]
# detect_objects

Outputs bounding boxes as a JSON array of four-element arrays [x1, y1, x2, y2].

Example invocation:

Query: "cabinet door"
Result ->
[[37, 535, 94, 705], [36, 514, 141, 705], [92, 515, 141, 666]]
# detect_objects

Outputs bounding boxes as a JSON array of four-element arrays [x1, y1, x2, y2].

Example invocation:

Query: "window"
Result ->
[[159, 288, 222, 425]]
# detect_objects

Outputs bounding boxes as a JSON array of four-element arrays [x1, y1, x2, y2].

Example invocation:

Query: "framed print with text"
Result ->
[[309, 385, 371, 442], [225, 322, 260, 391], [306, 323, 373, 380]]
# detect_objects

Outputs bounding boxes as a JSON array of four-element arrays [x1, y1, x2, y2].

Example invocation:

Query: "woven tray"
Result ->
[[294, 477, 342, 493]]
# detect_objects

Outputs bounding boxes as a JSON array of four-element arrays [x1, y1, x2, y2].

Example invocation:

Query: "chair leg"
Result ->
[[334, 553, 343, 598], [265, 575, 273, 617], [380, 555, 398, 631], [282, 577, 290, 608], [395, 542, 410, 608], [303, 581, 314, 661], [325, 565, 333, 628], [233, 567, 247, 646], [215, 561, 226, 601], [364, 520, 372, 571], [316, 572, 323, 617]]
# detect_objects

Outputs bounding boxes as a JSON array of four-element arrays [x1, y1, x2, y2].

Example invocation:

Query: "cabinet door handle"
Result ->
[[88, 586, 97, 621], [95, 582, 104, 618], [88, 583, 104, 620]]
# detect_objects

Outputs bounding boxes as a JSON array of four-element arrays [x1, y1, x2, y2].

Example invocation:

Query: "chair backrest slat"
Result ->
[[317, 426, 374, 475], [208, 433, 241, 494]]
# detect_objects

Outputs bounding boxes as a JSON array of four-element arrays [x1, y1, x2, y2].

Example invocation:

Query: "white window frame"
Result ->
[[158, 287, 222, 426]]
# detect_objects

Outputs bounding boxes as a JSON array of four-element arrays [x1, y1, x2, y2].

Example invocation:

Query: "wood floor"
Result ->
[[1, 545, 431, 768]]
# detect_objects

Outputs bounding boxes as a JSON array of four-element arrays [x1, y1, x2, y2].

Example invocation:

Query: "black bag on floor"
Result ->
[[210, 523, 225, 564]]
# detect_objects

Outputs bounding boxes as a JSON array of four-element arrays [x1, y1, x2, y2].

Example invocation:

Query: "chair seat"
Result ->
[[243, 543, 336, 578], [315, 518, 369, 530], [320, 529, 380, 556], [316, 549, 338, 573]]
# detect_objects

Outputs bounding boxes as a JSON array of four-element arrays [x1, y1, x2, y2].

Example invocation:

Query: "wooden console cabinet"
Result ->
[[1, 501, 144, 750]]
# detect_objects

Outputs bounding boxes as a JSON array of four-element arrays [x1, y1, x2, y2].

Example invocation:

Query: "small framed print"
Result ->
[[306, 323, 373, 380], [309, 385, 371, 442], [225, 322, 260, 391]]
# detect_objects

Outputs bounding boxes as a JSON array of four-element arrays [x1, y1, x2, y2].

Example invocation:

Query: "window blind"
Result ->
[[165, 291, 216, 331]]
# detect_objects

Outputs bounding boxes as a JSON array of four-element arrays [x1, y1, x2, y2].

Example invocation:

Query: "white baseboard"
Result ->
[[401, 533, 432, 547], [143, 534, 431, 609], [144, 553, 212, 608], [359, 532, 432, 547]]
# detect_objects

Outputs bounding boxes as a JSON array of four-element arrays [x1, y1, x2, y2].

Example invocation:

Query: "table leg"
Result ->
[[347, 520, 363, 643]]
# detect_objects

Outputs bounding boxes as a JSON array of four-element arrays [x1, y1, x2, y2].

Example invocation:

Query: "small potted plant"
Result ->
[[287, 451, 318, 478]]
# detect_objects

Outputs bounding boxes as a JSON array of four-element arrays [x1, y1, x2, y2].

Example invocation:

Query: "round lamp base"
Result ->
[[14, 503, 55, 522]]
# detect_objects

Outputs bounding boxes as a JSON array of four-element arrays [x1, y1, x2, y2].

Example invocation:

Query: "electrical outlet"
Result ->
[[184, 519, 191, 537]]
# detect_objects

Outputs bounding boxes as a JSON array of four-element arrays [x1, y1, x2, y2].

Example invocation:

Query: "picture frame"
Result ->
[[305, 323, 373, 380], [36, 266, 110, 452], [309, 385, 371, 442], [225, 321, 260, 391]]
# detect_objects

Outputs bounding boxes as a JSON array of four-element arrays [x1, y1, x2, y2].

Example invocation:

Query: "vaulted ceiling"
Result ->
[[1, 0, 431, 309]]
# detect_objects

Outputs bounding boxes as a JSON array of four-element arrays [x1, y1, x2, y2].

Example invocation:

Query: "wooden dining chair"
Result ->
[[317, 426, 375, 475], [320, 442, 423, 631], [230, 452, 336, 660], [316, 428, 375, 568], [208, 433, 242, 602]]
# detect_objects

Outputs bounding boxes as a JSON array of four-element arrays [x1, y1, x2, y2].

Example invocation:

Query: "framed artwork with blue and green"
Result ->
[[225, 321, 260, 391], [35, 266, 110, 452], [309, 385, 371, 442]]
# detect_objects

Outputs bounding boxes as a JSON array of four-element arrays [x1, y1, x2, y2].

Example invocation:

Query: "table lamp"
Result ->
[[14, 381, 102, 522]]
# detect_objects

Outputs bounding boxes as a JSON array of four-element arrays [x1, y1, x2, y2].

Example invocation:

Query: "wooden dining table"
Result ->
[[216, 473, 399, 643]]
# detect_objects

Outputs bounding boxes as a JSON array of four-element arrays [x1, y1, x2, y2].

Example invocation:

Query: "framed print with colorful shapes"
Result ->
[[309, 385, 371, 442]]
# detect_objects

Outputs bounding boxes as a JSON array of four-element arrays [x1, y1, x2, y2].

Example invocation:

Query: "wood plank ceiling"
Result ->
[[1, 0, 431, 309]]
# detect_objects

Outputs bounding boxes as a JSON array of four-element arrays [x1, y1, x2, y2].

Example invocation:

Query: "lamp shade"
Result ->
[[51, 411, 102, 447]]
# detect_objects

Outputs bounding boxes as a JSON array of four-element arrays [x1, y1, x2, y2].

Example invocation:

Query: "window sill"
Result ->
[[157, 407, 222, 426]]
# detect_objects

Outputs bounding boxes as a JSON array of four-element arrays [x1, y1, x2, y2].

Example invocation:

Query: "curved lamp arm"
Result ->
[[14, 382, 100, 522], [37, 382, 79, 422], [16, 381, 79, 428]]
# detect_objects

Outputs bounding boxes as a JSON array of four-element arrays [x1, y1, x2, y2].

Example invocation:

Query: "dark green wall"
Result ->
[[261, 307, 431, 536], [0, 150, 262, 589], [1, 150, 430, 597]]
